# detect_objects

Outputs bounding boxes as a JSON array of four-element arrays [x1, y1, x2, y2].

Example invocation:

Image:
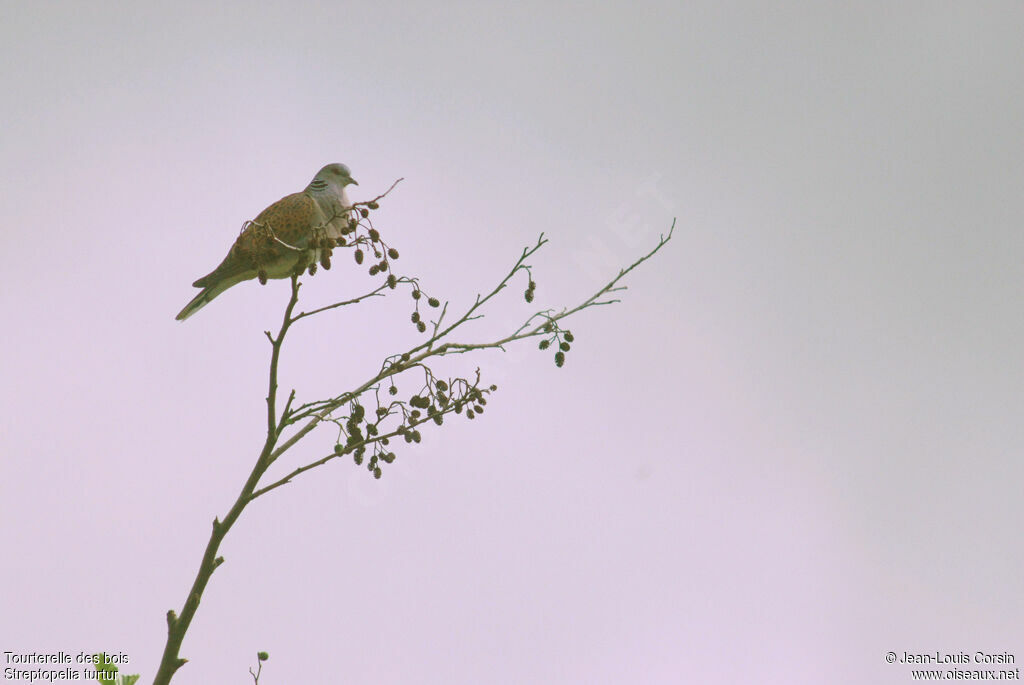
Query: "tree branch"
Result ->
[[156, 205, 673, 683]]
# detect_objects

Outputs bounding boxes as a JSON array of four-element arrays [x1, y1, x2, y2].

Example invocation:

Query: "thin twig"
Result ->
[[291, 284, 389, 323]]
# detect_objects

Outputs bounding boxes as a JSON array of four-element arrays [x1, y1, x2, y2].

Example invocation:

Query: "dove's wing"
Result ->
[[192, 192, 328, 288]]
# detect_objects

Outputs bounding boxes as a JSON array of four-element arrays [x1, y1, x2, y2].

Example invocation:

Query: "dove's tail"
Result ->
[[175, 287, 218, 321], [175, 276, 243, 321]]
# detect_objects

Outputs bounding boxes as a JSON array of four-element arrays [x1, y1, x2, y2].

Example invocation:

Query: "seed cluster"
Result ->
[[537, 322, 575, 368], [331, 373, 498, 479], [408, 285, 442, 334], [276, 196, 409, 291]]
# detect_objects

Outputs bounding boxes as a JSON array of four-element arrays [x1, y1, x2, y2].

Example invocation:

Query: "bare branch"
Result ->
[[350, 177, 403, 208], [290, 283, 389, 323]]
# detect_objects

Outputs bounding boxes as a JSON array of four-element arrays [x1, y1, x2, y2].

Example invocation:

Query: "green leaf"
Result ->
[[93, 653, 117, 685]]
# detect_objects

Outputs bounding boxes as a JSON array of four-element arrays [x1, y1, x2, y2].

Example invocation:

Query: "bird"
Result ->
[[176, 163, 359, 321]]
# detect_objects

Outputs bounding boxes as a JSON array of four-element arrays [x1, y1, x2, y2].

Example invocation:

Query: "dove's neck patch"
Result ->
[[308, 179, 328, 192]]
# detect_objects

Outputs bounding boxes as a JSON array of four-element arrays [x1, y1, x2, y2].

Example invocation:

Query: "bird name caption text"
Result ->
[[3, 651, 130, 682]]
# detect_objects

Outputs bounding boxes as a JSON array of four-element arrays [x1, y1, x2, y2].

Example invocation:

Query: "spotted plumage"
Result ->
[[176, 163, 358, 321]]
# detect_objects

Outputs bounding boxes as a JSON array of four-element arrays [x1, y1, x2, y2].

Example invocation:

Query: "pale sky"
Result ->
[[2, 2, 1023, 683]]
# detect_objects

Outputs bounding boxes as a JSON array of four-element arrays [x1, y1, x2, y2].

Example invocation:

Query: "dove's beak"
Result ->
[[350, 178, 359, 186]]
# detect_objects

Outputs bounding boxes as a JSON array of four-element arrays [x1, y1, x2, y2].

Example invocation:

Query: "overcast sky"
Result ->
[[2, 2, 1023, 683]]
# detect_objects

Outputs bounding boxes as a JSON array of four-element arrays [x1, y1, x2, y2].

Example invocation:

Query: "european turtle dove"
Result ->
[[176, 163, 358, 321]]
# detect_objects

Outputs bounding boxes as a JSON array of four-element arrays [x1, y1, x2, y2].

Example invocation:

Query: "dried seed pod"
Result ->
[[388, 248, 399, 259], [354, 249, 364, 264], [435, 380, 448, 391], [360, 208, 369, 218], [539, 340, 550, 350], [308, 262, 317, 276], [258, 269, 268, 285], [368, 228, 380, 241], [416, 321, 427, 333], [564, 331, 574, 343], [320, 252, 332, 270], [555, 351, 565, 367], [367, 201, 379, 210], [387, 274, 397, 288], [428, 297, 440, 308], [559, 342, 570, 352], [412, 289, 421, 300]]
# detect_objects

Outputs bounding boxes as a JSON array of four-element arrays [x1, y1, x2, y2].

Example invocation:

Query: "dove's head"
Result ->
[[312, 163, 358, 189]]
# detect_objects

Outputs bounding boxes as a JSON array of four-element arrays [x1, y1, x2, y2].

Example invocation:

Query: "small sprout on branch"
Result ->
[[249, 652, 269, 685]]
